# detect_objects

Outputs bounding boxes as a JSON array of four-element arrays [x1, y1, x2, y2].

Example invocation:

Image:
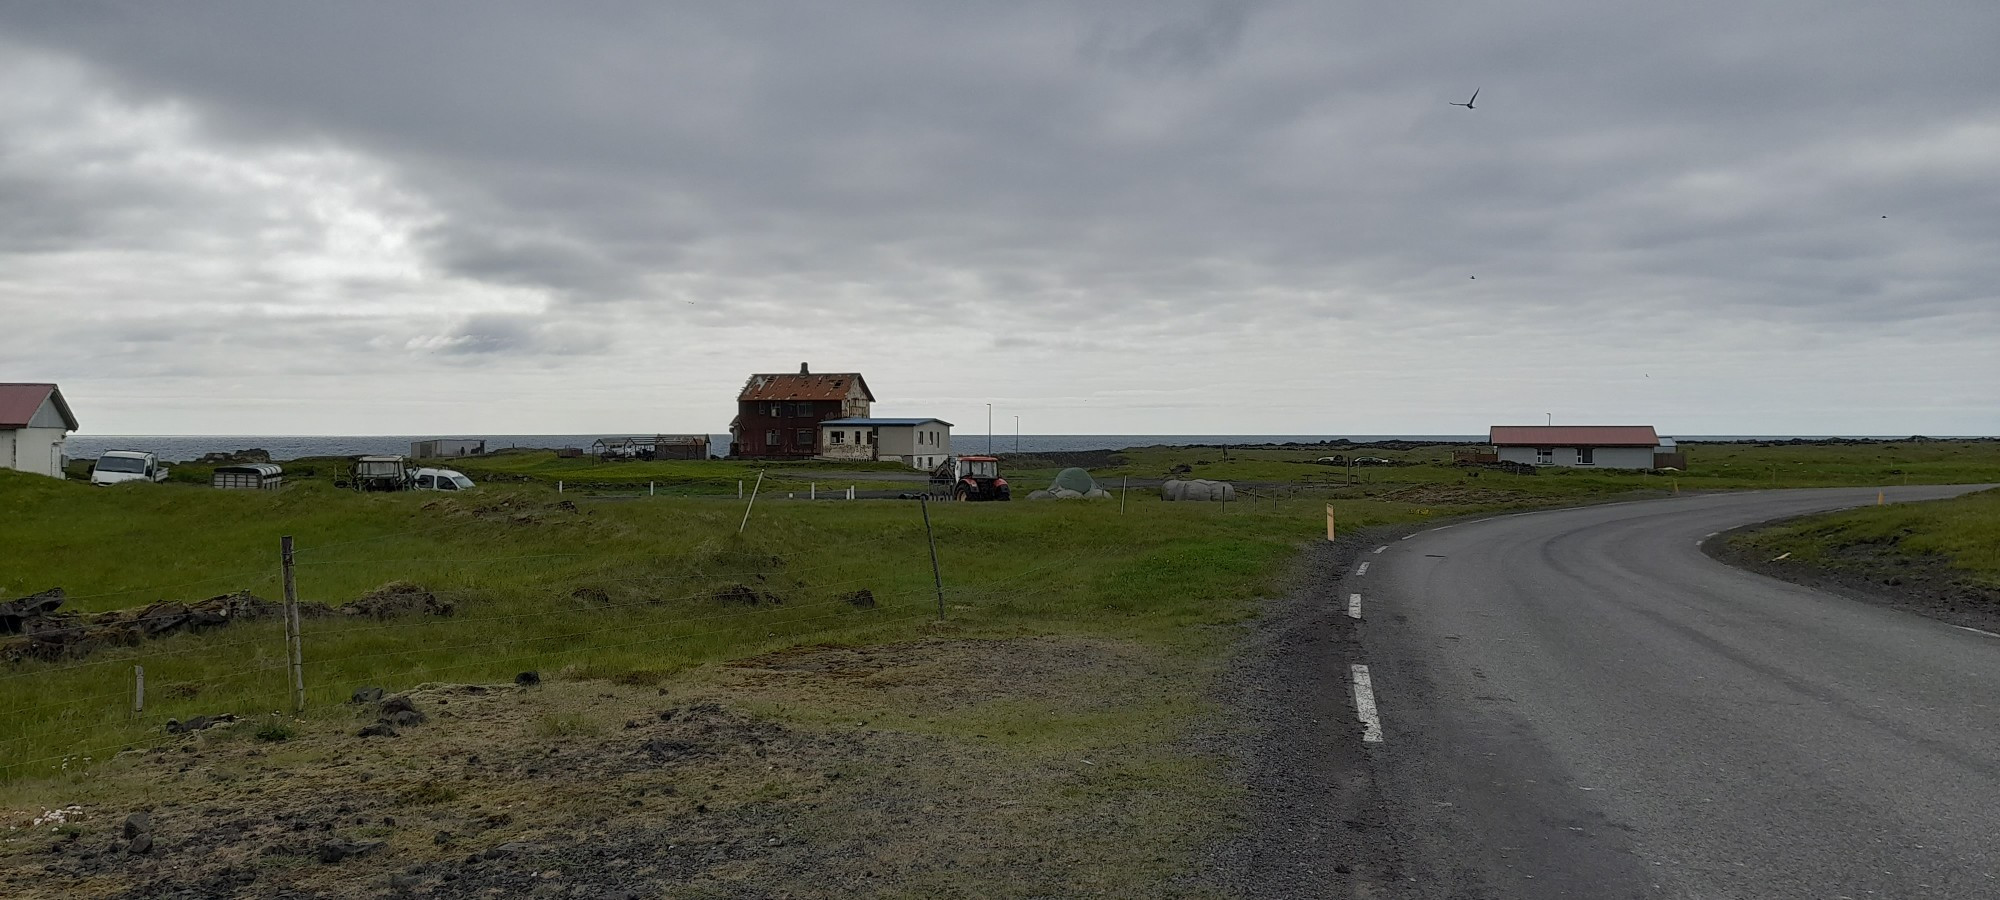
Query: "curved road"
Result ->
[[1350, 485, 1998, 899]]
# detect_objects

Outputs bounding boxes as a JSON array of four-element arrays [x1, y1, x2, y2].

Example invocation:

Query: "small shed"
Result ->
[[652, 434, 710, 461], [211, 463, 284, 491], [410, 438, 486, 458]]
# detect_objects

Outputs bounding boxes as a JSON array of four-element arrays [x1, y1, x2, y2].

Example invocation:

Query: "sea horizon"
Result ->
[[56, 432, 1995, 463]]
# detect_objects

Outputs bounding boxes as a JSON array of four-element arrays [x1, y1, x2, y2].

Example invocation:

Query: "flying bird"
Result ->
[[1449, 88, 1480, 109]]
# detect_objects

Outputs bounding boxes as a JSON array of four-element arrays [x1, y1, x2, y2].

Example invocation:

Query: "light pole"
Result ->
[[1546, 412, 1552, 427], [1013, 416, 1020, 453], [986, 403, 993, 454]]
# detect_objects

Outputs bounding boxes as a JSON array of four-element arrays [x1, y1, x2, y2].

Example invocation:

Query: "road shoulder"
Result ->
[[1199, 532, 1395, 898]]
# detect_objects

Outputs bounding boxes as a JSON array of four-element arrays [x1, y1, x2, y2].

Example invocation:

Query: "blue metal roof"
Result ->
[[819, 417, 953, 427]]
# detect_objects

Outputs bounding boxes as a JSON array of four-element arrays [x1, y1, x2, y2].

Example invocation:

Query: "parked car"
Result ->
[[1352, 456, 1394, 466], [412, 468, 475, 491], [90, 450, 170, 485]]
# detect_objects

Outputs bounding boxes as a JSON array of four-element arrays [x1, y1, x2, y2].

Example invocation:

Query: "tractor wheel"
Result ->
[[954, 486, 972, 502]]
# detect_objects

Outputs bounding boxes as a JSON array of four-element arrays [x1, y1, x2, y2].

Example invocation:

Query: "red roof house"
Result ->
[[1, 383, 79, 478], [1488, 425, 1667, 469]]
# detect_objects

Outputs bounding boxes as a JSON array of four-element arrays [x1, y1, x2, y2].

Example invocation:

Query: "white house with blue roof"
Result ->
[[817, 417, 954, 470]]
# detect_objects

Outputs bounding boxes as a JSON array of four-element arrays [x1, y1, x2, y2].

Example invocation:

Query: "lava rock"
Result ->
[[351, 686, 385, 704], [164, 714, 237, 734], [358, 722, 400, 738], [515, 671, 541, 686], [377, 694, 427, 727], [317, 838, 384, 863], [123, 813, 151, 839]]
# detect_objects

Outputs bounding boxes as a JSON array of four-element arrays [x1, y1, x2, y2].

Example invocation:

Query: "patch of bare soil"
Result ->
[[1375, 484, 1536, 506], [1, 636, 1221, 899], [1706, 527, 2000, 633]]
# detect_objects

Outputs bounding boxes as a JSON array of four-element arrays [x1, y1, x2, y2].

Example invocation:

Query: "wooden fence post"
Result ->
[[921, 497, 945, 621], [281, 535, 304, 714], [738, 471, 765, 534]]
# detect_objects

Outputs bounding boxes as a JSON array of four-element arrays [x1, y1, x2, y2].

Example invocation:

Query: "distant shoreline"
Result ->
[[58, 433, 2000, 464]]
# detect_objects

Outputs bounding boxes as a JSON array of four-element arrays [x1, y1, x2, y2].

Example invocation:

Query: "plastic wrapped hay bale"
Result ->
[[1161, 479, 1236, 502], [1049, 467, 1097, 495]]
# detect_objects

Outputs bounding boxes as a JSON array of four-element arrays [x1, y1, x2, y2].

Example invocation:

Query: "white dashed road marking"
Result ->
[[1348, 593, 1362, 619], [1373, 545, 1387, 554], [1954, 625, 2000, 639], [1351, 665, 1384, 743], [1357, 561, 1370, 576]]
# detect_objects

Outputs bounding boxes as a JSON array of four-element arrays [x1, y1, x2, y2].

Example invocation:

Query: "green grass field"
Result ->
[[1726, 486, 2000, 587], [0, 470, 1440, 782]]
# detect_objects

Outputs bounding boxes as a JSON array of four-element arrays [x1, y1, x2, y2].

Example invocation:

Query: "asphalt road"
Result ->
[[1349, 485, 1999, 899]]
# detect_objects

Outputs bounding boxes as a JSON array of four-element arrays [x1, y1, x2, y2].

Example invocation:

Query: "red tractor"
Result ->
[[932, 456, 1011, 501]]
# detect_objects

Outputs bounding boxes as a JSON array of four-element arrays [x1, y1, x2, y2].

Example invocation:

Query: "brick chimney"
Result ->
[[799, 362, 809, 374]]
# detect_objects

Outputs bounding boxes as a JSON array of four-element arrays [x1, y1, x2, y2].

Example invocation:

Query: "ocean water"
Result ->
[[59, 433, 1967, 464], [61, 434, 1493, 463]]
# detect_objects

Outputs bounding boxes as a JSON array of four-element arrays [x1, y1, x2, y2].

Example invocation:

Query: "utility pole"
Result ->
[[1013, 416, 1019, 453], [986, 403, 993, 454]]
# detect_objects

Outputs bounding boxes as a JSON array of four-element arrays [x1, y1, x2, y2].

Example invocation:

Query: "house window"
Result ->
[[829, 430, 844, 445], [1536, 448, 1552, 465], [797, 429, 813, 445], [766, 430, 780, 448], [1577, 447, 1595, 465]]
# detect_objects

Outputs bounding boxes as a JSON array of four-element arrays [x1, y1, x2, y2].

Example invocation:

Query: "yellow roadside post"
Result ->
[[1878, 491, 1885, 505], [1326, 504, 1336, 542]]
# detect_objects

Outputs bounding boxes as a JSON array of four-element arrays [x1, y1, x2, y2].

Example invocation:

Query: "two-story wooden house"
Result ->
[[728, 363, 874, 458]]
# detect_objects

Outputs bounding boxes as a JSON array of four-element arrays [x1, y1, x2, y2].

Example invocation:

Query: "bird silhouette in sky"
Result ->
[[1449, 88, 1480, 109]]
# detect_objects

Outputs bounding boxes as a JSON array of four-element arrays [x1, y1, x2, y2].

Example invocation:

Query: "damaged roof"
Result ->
[[737, 373, 873, 403]]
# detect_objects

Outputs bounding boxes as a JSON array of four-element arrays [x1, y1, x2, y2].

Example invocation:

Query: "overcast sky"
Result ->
[[3, 1, 1996, 437]]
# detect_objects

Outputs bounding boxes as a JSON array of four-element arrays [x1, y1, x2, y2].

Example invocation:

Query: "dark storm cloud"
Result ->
[[0, 1, 1995, 433]]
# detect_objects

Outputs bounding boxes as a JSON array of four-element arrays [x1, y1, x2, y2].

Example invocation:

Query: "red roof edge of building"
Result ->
[[1488, 425, 1659, 447], [0, 383, 77, 430]]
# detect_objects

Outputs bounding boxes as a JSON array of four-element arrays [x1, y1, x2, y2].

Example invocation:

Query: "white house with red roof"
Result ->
[[0, 383, 79, 478], [1489, 425, 1666, 469]]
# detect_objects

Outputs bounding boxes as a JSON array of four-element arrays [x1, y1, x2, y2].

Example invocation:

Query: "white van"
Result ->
[[91, 450, 170, 485], [411, 468, 475, 491]]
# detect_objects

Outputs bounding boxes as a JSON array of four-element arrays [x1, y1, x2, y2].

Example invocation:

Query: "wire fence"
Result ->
[[0, 498, 1057, 781]]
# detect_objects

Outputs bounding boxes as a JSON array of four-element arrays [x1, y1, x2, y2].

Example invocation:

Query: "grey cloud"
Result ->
[[1081, 0, 1260, 76], [423, 314, 611, 358], [0, 2, 1995, 434]]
